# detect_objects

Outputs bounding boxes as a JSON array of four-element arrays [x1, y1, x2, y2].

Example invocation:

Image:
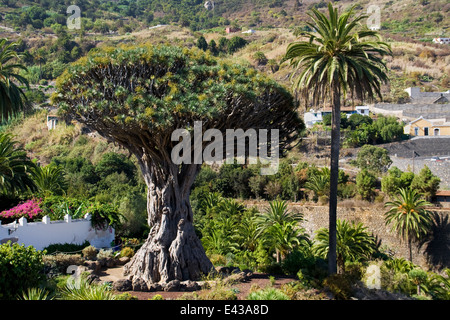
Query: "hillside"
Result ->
[[0, 0, 448, 102], [0, 0, 449, 167], [0, 0, 448, 36]]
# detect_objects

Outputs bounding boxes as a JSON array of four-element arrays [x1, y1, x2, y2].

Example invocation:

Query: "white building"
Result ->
[[303, 106, 370, 128], [355, 105, 370, 116], [47, 115, 59, 130], [432, 37, 450, 44]]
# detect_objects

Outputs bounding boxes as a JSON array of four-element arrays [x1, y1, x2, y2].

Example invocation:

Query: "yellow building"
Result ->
[[404, 116, 450, 137]]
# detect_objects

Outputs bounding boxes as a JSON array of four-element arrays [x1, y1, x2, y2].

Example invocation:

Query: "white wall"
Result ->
[[0, 214, 114, 251]]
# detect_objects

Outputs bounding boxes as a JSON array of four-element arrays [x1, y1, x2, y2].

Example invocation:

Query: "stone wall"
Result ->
[[369, 103, 450, 120], [380, 136, 450, 158], [244, 200, 450, 270]]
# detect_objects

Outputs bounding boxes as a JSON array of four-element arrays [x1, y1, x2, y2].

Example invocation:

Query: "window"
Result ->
[[414, 127, 419, 136], [434, 128, 440, 136], [424, 127, 429, 136]]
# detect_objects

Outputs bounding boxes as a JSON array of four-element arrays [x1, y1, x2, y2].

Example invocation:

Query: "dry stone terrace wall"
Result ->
[[243, 200, 450, 270], [369, 103, 450, 120]]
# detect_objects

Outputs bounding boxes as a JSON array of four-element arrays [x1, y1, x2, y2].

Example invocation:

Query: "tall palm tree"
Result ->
[[0, 132, 36, 195], [282, 3, 391, 274], [384, 188, 434, 263], [0, 38, 30, 122]]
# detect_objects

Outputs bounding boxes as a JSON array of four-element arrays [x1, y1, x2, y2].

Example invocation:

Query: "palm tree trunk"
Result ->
[[409, 238, 413, 263], [328, 80, 341, 275]]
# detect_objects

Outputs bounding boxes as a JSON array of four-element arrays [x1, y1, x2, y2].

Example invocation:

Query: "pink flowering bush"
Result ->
[[0, 199, 43, 222]]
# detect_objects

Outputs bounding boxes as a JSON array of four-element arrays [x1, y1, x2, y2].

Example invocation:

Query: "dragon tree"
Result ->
[[52, 44, 303, 288]]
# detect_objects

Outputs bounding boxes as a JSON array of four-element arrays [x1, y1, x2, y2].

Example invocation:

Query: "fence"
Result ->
[[0, 213, 115, 251]]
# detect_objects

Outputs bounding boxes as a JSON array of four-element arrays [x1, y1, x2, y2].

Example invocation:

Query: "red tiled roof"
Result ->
[[436, 190, 450, 197]]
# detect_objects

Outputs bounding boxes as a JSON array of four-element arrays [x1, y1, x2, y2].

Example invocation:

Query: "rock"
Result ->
[[84, 260, 102, 275], [215, 266, 229, 275], [97, 258, 106, 267], [87, 273, 100, 283], [229, 266, 241, 274], [113, 279, 133, 292], [117, 256, 130, 265], [243, 269, 253, 279], [148, 283, 163, 292], [132, 278, 149, 292], [106, 258, 116, 268], [164, 279, 181, 292], [181, 280, 201, 292], [223, 272, 247, 285]]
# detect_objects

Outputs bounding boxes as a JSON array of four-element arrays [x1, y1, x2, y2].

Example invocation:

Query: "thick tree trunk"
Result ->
[[123, 159, 214, 287], [328, 81, 341, 275]]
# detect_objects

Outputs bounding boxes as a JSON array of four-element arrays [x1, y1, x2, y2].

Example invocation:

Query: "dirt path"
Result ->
[[98, 266, 298, 300]]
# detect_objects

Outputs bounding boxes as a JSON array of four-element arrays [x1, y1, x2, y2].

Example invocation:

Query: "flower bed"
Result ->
[[0, 199, 43, 224]]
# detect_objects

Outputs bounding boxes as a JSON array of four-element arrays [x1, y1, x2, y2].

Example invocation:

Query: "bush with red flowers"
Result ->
[[0, 199, 43, 223]]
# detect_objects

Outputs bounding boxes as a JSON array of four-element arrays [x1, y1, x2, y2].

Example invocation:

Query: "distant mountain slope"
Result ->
[[1, 0, 448, 37]]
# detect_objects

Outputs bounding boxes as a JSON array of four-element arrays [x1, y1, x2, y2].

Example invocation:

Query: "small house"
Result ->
[[432, 38, 450, 45], [404, 116, 450, 137], [303, 106, 369, 128], [433, 190, 450, 208], [225, 27, 241, 34], [47, 115, 59, 130]]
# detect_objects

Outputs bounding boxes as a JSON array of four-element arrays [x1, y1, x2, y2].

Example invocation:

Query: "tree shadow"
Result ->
[[419, 212, 450, 270]]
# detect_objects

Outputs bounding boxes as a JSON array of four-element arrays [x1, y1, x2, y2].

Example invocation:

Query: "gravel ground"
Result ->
[[99, 266, 302, 300]]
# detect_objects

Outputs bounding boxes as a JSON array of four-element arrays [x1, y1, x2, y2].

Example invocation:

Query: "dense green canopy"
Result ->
[[53, 44, 302, 161]]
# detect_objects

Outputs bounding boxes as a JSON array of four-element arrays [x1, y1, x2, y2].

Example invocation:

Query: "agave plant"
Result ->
[[59, 275, 117, 300], [20, 287, 53, 300]]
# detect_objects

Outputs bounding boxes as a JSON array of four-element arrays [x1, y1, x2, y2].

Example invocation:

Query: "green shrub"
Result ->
[[246, 287, 290, 300], [43, 253, 84, 274], [82, 245, 97, 260], [120, 246, 135, 258], [323, 274, 355, 300], [201, 279, 238, 300], [97, 249, 114, 260], [0, 242, 45, 299], [43, 241, 90, 255], [116, 292, 139, 300], [86, 202, 123, 230], [151, 294, 164, 300], [409, 268, 428, 296]]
